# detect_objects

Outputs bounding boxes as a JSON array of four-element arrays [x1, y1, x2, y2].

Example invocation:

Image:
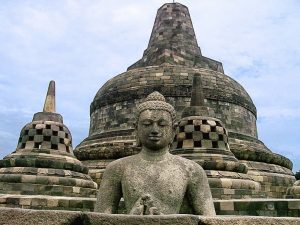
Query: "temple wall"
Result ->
[[90, 98, 257, 139]]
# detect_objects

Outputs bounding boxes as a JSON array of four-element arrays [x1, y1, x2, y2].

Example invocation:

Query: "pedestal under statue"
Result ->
[[94, 92, 215, 216]]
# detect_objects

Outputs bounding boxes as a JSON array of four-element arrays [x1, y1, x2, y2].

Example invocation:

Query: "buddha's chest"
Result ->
[[121, 162, 188, 206]]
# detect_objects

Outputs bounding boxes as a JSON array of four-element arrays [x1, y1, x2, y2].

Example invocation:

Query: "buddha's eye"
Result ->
[[142, 120, 152, 126], [158, 120, 169, 126]]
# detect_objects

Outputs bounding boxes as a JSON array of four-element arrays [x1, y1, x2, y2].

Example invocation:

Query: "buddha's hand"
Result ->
[[129, 194, 162, 215]]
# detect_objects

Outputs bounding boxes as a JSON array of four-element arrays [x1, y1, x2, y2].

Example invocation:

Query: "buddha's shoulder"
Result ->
[[170, 155, 205, 172], [106, 155, 138, 170]]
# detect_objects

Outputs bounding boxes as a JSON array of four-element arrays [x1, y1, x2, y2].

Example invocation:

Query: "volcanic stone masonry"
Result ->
[[171, 74, 261, 200], [0, 81, 97, 211], [74, 2, 295, 198]]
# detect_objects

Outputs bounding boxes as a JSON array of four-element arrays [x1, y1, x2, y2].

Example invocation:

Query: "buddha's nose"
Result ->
[[151, 124, 159, 135]]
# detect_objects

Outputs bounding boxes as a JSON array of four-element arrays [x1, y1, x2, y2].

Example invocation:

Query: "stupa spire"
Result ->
[[32, 81, 63, 123], [190, 73, 205, 107], [43, 80, 56, 113], [181, 73, 209, 118], [128, 3, 224, 72], [128, 3, 202, 69]]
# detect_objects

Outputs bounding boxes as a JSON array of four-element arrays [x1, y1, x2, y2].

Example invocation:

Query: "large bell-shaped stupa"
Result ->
[[75, 3, 295, 198]]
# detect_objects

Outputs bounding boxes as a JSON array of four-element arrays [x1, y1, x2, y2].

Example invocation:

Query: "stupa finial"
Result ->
[[43, 80, 56, 113], [191, 73, 205, 107], [181, 73, 210, 118]]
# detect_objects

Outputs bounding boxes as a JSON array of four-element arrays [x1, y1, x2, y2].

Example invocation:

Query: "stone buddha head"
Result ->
[[135, 92, 176, 151]]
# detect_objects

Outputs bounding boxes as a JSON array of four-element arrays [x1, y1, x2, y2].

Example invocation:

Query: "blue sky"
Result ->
[[0, 0, 299, 172]]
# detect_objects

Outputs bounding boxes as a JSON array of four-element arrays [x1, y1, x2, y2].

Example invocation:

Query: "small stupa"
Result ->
[[286, 175, 300, 198], [171, 74, 261, 199], [0, 81, 97, 211]]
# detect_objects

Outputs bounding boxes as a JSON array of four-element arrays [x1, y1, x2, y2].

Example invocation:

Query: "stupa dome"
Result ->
[[75, 3, 294, 198]]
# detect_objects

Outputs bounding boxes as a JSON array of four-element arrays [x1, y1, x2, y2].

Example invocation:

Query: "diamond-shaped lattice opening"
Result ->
[[177, 141, 183, 148], [212, 141, 218, 148], [44, 136, 51, 141], [34, 142, 41, 148], [51, 144, 58, 150], [186, 133, 193, 139], [219, 134, 224, 141], [203, 133, 209, 139], [194, 141, 202, 147]]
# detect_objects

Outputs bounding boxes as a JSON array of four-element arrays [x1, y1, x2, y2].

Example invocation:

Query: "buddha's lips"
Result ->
[[148, 136, 161, 141]]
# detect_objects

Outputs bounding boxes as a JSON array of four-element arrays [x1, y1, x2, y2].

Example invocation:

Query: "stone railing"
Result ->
[[0, 208, 300, 225]]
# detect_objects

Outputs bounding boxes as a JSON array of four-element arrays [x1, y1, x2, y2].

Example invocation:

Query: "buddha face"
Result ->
[[137, 109, 174, 151]]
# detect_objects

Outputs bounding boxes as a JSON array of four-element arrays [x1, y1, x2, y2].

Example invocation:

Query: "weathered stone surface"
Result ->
[[0, 208, 82, 225], [94, 92, 215, 215], [74, 3, 295, 199], [215, 199, 300, 217], [0, 208, 300, 225], [171, 76, 261, 199]]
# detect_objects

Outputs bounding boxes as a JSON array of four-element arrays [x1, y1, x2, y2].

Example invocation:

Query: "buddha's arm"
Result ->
[[94, 162, 122, 213], [187, 164, 216, 216]]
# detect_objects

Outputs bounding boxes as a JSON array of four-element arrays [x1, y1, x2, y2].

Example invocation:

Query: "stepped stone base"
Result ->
[[0, 208, 300, 225], [229, 137, 295, 198], [1, 196, 300, 218], [0, 194, 95, 211], [215, 199, 300, 217], [286, 180, 300, 199]]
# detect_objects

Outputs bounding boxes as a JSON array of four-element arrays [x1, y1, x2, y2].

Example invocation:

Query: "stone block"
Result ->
[[200, 124, 211, 133], [177, 132, 186, 141], [51, 136, 59, 145], [184, 125, 194, 133], [220, 201, 234, 211], [25, 142, 34, 149], [19, 198, 31, 206], [28, 129, 36, 136], [35, 124, 46, 129], [207, 120, 216, 126], [288, 200, 300, 209], [182, 140, 193, 148], [34, 135, 43, 143], [57, 143, 66, 151], [209, 132, 218, 140], [42, 129, 52, 136], [193, 131, 203, 141], [47, 199, 59, 208], [201, 140, 212, 148]]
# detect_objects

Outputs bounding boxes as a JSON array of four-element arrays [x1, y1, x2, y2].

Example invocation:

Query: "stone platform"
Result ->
[[0, 194, 95, 211], [0, 208, 300, 225], [2, 195, 300, 218], [215, 199, 300, 217]]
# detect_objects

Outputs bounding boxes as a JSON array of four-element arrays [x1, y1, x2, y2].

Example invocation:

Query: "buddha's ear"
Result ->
[[173, 122, 178, 130]]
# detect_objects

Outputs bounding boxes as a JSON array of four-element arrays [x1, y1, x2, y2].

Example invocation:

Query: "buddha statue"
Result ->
[[94, 92, 215, 215]]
